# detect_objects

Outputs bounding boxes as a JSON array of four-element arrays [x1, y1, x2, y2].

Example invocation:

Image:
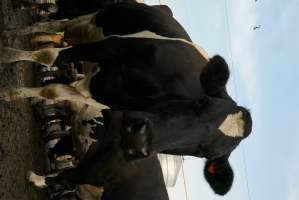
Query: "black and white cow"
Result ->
[[28, 110, 169, 200], [0, 31, 251, 194], [0, 2, 252, 195], [4, 2, 191, 44]]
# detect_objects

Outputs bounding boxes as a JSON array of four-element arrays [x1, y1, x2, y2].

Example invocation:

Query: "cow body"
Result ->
[[5, 2, 191, 45], [0, 32, 252, 195], [49, 0, 140, 19], [0, 2, 253, 195]]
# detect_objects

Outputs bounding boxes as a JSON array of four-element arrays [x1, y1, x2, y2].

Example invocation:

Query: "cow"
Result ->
[[0, 2, 252, 195], [28, 110, 170, 200], [3, 2, 191, 44], [0, 31, 252, 195]]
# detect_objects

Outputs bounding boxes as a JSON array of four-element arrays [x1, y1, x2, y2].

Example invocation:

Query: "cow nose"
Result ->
[[124, 148, 150, 161], [121, 115, 153, 161], [141, 147, 149, 156], [127, 149, 135, 156]]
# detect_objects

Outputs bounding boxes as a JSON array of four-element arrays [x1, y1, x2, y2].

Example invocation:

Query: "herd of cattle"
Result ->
[[0, 0, 253, 199]]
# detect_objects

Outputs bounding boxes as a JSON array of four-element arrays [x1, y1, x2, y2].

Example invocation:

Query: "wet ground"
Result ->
[[0, 1, 48, 200]]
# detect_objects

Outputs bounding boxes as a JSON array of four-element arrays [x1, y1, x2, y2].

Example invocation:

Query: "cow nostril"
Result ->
[[127, 149, 135, 155], [136, 151, 147, 159], [143, 118, 150, 123], [126, 126, 132, 133], [141, 147, 149, 157]]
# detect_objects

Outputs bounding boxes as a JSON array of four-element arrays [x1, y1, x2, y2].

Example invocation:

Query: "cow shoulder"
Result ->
[[153, 5, 173, 16]]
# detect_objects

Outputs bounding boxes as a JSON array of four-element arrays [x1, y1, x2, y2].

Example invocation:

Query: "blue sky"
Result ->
[[145, 0, 299, 199]]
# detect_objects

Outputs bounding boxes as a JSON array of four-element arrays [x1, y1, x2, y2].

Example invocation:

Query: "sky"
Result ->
[[145, 0, 299, 200]]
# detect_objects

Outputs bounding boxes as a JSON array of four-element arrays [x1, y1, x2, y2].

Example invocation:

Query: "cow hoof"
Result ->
[[121, 118, 152, 160], [27, 171, 47, 189]]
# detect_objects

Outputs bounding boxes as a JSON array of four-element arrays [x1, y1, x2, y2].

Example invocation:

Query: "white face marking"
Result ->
[[27, 171, 47, 188], [106, 30, 210, 61], [218, 111, 245, 137]]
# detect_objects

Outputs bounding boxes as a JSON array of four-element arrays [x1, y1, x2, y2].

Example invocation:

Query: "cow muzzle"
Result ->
[[120, 113, 153, 161]]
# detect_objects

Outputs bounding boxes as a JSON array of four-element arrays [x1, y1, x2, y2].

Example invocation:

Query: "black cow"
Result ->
[[0, 35, 251, 194], [4, 2, 191, 44], [52, 35, 251, 153], [57, 36, 251, 195], [29, 110, 169, 200], [0, 2, 252, 195]]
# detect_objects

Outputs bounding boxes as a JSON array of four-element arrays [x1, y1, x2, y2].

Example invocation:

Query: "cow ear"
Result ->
[[203, 157, 234, 195], [200, 55, 230, 99]]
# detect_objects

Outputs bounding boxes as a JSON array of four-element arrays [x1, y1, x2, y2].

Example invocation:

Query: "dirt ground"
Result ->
[[0, 1, 48, 200]]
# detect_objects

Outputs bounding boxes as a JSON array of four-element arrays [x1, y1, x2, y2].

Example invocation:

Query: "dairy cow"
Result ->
[[0, 31, 252, 194], [0, 2, 252, 195]]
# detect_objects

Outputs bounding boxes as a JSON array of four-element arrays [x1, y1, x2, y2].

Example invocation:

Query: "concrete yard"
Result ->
[[0, 0, 48, 199]]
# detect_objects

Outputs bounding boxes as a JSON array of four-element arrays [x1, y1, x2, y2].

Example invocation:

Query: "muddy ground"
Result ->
[[0, 1, 48, 200]]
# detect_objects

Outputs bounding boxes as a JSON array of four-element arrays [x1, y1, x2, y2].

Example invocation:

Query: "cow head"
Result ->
[[204, 156, 234, 195], [102, 97, 252, 162]]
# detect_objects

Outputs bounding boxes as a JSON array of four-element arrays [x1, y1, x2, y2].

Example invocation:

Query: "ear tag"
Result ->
[[208, 162, 217, 175]]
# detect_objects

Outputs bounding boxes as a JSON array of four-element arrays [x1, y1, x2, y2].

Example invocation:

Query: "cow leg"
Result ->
[[28, 171, 49, 189], [0, 84, 107, 110], [30, 22, 103, 46], [31, 33, 68, 47], [2, 20, 67, 38], [28, 163, 105, 188], [28, 170, 80, 189], [2, 12, 97, 38], [0, 87, 43, 102], [0, 47, 69, 67]]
